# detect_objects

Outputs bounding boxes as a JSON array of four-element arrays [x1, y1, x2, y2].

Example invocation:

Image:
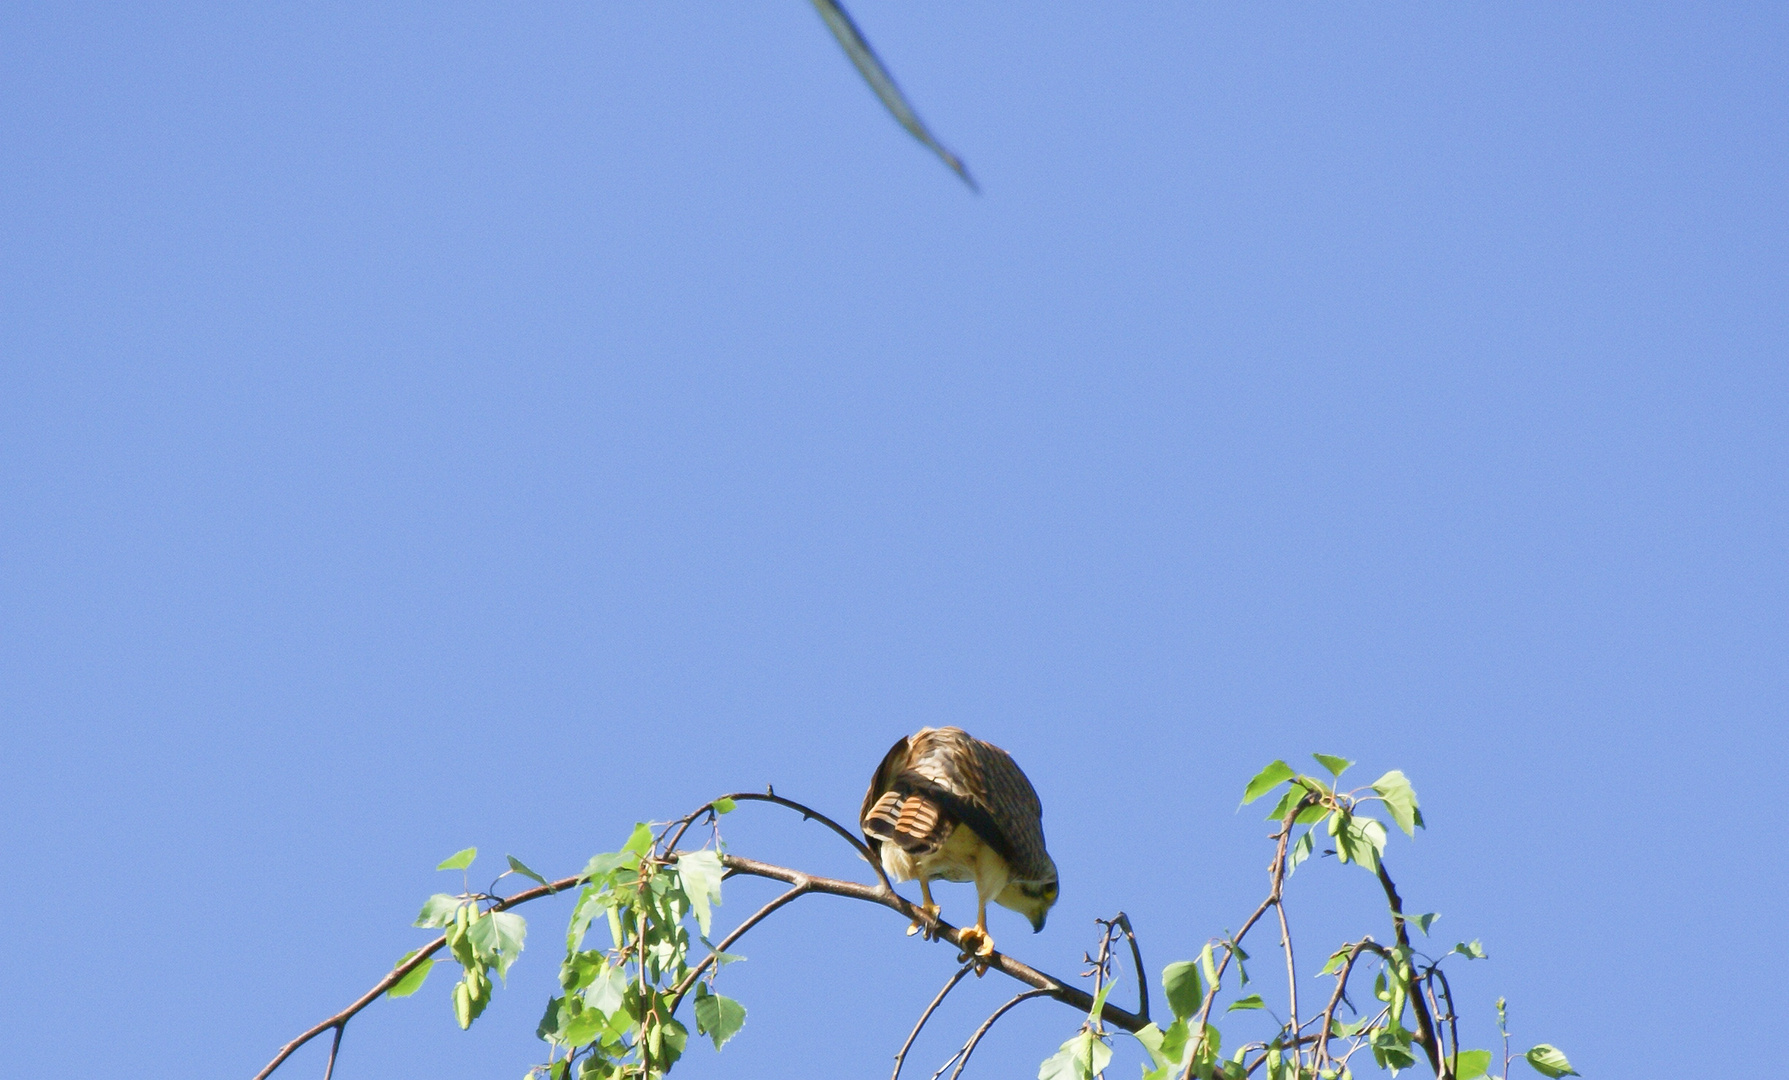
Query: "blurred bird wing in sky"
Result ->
[[808, 0, 977, 190]]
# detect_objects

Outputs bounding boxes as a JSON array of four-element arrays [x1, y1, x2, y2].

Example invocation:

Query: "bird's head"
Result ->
[[1001, 873, 1060, 933]]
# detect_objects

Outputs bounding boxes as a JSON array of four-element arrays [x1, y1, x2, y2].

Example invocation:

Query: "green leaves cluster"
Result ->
[[1133, 956, 1241, 1080], [1242, 756, 1424, 877], [532, 824, 743, 1080], [387, 809, 750, 1080], [1038, 979, 1118, 1080], [399, 847, 529, 1032], [1101, 757, 1578, 1080]]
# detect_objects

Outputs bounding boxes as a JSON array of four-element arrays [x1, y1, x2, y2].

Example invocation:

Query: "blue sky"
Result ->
[[2, 3, 1783, 1078]]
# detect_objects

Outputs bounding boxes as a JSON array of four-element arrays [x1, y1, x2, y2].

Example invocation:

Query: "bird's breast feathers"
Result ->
[[880, 821, 1007, 885]]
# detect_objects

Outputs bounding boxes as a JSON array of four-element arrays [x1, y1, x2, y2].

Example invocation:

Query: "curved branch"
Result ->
[[1377, 861, 1442, 1074], [259, 843, 1145, 1080], [1113, 913, 1149, 1025], [251, 874, 583, 1080], [719, 854, 1149, 1032], [945, 989, 1052, 1080], [667, 878, 812, 1010], [661, 790, 894, 893], [1313, 939, 1383, 1075], [892, 962, 975, 1080]]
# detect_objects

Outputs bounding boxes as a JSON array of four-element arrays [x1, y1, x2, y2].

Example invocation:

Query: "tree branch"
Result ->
[[1313, 939, 1382, 1075], [660, 790, 893, 893], [258, 842, 1146, 1080], [252, 875, 582, 1080], [667, 878, 813, 1010], [1182, 796, 1309, 1080], [891, 962, 975, 1080], [717, 853, 1148, 1032], [1113, 912, 1148, 1025], [1377, 861, 1443, 1074], [1276, 898, 1298, 1057], [321, 1023, 343, 1080], [943, 989, 1052, 1080]]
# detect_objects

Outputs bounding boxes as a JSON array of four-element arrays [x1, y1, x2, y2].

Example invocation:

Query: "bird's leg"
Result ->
[[956, 892, 996, 971], [906, 876, 942, 939]]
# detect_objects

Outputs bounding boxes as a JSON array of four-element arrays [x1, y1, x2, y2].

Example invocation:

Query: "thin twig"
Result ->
[[1181, 795, 1311, 1080], [1432, 966, 1462, 1080], [1112, 913, 1149, 1025], [1313, 939, 1382, 1074], [1275, 899, 1298, 1068], [252, 875, 581, 1080], [891, 963, 975, 1080], [667, 877, 813, 1010], [320, 1024, 343, 1080], [661, 791, 894, 892], [946, 989, 1052, 1080]]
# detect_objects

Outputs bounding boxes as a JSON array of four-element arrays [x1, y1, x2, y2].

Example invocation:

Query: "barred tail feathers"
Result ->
[[863, 790, 950, 855]]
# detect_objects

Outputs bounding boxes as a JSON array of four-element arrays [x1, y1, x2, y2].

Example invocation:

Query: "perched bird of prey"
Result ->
[[860, 727, 1059, 965]]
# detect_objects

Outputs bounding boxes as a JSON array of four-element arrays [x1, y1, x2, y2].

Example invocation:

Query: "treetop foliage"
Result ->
[[257, 756, 1576, 1080]]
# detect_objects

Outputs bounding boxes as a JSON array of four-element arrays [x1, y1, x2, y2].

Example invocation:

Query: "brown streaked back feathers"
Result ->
[[859, 727, 1055, 883]]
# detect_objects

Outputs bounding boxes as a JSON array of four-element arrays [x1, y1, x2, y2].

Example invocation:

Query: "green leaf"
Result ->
[[1318, 947, 1350, 976], [507, 856, 549, 886], [1088, 976, 1116, 1021], [437, 847, 478, 871], [1371, 771, 1422, 836], [712, 797, 737, 814], [1162, 961, 1204, 1021], [1313, 754, 1354, 779], [1242, 761, 1297, 805], [1132, 1023, 1174, 1071], [1524, 1045, 1578, 1077], [622, 823, 654, 858], [677, 850, 726, 937], [1374, 1041, 1418, 1070], [1288, 830, 1315, 874], [1452, 1049, 1492, 1080], [1411, 912, 1439, 936], [1038, 1031, 1111, 1080], [1265, 785, 1304, 823], [693, 987, 747, 1050], [659, 1016, 689, 1064], [536, 996, 565, 1043], [415, 893, 463, 928], [1336, 816, 1387, 873], [562, 1001, 606, 1046], [468, 910, 528, 979], [584, 965, 628, 1015], [1137, 1022, 1195, 1072], [1226, 994, 1266, 1012], [1453, 940, 1488, 960], [581, 851, 634, 884], [387, 954, 434, 998]]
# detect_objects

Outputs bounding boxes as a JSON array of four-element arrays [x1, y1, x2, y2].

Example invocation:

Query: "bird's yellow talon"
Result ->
[[956, 926, 995, 969], [907, 903, 941, 939]]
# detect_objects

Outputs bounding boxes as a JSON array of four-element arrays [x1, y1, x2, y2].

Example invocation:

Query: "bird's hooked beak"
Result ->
[[1029, 911, 1047, 933]]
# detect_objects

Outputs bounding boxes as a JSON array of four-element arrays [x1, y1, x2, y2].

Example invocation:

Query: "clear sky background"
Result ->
[[3, 3, 1784, 1078]]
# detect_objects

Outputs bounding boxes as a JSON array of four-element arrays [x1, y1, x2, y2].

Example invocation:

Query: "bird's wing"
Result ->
[[860, 733, 914, 846], [967, 737, 1054, 883]]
